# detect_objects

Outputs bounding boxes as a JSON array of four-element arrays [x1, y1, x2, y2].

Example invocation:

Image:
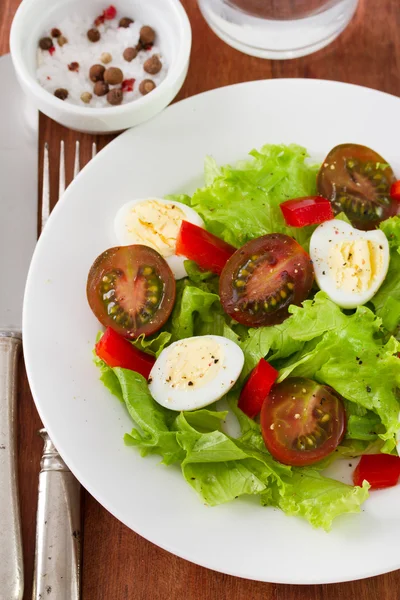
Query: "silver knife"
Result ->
[[0, 54, 38, 600]]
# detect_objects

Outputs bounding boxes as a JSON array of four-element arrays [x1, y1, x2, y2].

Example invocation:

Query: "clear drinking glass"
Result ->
[[197, 0, 359, 59]]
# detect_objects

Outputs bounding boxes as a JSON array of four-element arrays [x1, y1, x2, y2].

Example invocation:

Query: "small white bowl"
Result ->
[[10, 0, 191, 134]]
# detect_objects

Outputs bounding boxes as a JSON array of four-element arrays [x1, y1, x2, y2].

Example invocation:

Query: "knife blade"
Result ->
[[0, 54, 38, 600]]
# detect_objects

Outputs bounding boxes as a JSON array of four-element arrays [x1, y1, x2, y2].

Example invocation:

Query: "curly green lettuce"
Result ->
[[112, 369, 369, 531], [93, 144, 400, 530], [173, 144, 318, 251], [371, 216, 400, 335]]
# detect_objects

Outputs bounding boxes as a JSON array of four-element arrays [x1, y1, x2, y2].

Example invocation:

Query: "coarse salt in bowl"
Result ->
[[10, 0, 191, 133], [36, 15, 168, 108]]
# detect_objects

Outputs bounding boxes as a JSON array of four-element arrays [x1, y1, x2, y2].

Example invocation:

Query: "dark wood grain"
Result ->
[[2, 0, 400, 598]]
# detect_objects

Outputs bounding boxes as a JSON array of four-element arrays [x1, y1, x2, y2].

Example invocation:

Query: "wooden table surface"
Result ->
[[2, 0, 400, 598]]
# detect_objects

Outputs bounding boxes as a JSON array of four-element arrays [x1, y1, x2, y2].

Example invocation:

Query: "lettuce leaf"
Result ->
[[93, 349, 123, 402], [262, 470, 369, 531], [183, 144, 318, 251], [277, 293, 400, 451], [371, 216, 400, 335], [130, 331, 172, 358], [117, 368, 183, 465], [170, 280, 222, 341], [237, 292, 346, 379], [102, 368, 369, 530]]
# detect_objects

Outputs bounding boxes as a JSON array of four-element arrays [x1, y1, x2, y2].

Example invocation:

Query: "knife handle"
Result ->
[[0, 333, 24, 600], [32, 429, 81, 600]]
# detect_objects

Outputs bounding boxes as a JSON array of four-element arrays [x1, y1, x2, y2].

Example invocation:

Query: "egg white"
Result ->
[[148, 335, 244, 412], [310, 219, 390, 309], [114, 197, 204, 280]]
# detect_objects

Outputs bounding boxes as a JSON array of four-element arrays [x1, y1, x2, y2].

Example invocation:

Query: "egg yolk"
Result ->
[[165, 338, 223, 390], [122, 200, 186, 257], [328, 239, 384, 293]]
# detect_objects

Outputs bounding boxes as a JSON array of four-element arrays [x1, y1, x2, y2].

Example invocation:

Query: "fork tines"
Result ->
[[41, 140, 97, 235]]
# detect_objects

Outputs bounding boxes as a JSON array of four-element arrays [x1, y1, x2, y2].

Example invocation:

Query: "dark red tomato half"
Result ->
[[317, 143, 397, 230], [261, 377, 346, 466], [87, 245, 176, 339], [219, 234, 314, 327]]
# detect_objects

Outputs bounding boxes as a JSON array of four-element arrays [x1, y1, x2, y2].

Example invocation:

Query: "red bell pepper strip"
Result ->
[[176, 220, 236, 276], [353, 454, 400, 490], [238, 358, 279, 419], [96, 327, 155, 379], [390, 180, 400, 201], [280, 196, 334, 228]]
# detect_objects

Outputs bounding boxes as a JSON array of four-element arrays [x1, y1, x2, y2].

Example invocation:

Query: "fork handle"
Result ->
[[32, 430, 81, 600], [0, 333, 24, 600]]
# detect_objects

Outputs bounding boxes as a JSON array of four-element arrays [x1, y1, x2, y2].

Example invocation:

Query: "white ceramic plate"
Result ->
[[23, 79, 400, 585]]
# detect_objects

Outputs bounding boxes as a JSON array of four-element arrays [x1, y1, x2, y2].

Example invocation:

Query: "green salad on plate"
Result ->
[[86, 143, 400, 530]]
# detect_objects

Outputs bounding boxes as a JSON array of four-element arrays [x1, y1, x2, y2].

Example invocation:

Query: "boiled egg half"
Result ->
[[148, 335, 244, 411], [310, 220, 389, 309], [114, 198, 204, 280]]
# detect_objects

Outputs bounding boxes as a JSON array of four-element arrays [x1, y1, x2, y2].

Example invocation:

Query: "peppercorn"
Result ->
[[89, 64, 105, 82], [54, 88, 69, 101], [139, 79, 156, 95], [122, 78, 135, 92], [93, 81, 109, 96], [143, 55, 162, 75], [94, 15, 105, 27], [140, 26, 155, 46], [57, 35, 68, 47], [107, 89, 123, 106], [81, 92, 93, 104], [68, 62, 79, 72], [123, 47, 137, 62], [39, 37, 53, 50], [101, 52, 112, 64], [87, 28, 101, 43], [104, 67, 123, 85], [119, 17, 134, 28], [51, 28, 61, 38]]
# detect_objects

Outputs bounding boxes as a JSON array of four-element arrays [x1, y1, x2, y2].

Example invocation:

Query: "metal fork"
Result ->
[[32, 140, 97, 600]]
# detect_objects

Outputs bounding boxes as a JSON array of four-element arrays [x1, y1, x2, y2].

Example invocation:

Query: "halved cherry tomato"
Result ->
[[96, 327, 155, 379], [238, 359, 278, 418], [353, 454, 400, 490], [87, 245, 175, 339], [261, 377, 346, 466], [280, 196, 334, 227], [176, 221, 236, 275], [317, 144, 397, 230], [219, 234, 314, 327], [390, 180, 400, 202]]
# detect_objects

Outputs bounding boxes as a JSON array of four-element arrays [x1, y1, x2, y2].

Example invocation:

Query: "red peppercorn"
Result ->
[[122, 78, 135, 92], [104, 5, 117, 19], [94, 15, 105, 27]]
